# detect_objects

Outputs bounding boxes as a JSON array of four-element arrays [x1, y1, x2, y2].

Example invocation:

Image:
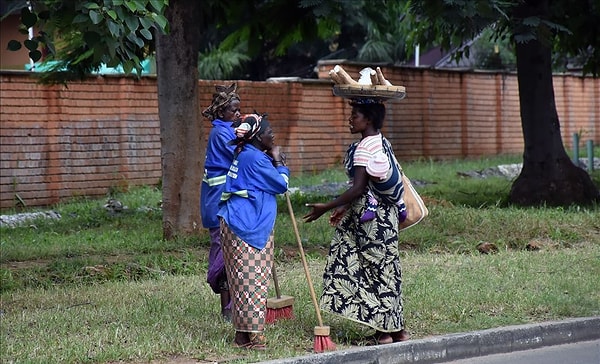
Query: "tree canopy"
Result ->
[[407, 0, 600, 76], [408, 0, 599, 206], [6, 0, 168, 83]]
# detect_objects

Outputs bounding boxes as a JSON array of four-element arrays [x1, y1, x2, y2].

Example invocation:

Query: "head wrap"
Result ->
[[230, 113, 269, 156], [202, 83, 240, 121]]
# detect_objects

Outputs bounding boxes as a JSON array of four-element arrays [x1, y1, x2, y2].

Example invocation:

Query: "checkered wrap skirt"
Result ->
[[220, 218, 274, 333]]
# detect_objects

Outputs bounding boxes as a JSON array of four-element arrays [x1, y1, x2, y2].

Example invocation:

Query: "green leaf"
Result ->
[[115, 6, 126, 20], [20, 7, 38, 28], [73, 14, 89, 23], [92, 44, 104, 64], [89, 10, 103, 25], [522, 17, 540, 27], [514, 33, 536, 44], [151, 13, 168, 31], [106, 56, 120, 67], [83, 2, 101, 10], [125, 16, 139, 32], [7, 40, 22, 51], [149, 0, 165, 12], [139, 16, 153, 29], [122, 60, 134, 74], [29, 49, 42, 62], [24, 39, 38, 51], [134, 0, 147, 10], [107, 10, 118, 20], [125, 1, 137, 12], [126, 32, 144, 48], [72, 49, 94, 65], [107, 20, 122, 37], [139, 28, 152, 40]]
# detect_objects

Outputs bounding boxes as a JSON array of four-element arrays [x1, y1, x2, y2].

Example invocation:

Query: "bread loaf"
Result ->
[[376, 67, 392, 86], [333, 65, 359, 85]]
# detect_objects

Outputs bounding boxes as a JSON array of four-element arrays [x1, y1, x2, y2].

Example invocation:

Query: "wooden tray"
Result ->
[[333, 84, 406, 100]]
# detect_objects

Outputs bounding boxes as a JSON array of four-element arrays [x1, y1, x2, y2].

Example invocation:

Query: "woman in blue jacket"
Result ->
[[218, 113, 289, 350], [201, 83, 241, 321]]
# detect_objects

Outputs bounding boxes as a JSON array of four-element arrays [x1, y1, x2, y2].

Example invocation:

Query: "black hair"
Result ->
[[349, 102, 386, 130]]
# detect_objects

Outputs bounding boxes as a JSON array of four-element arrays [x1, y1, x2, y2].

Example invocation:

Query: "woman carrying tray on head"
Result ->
[[303, 66, 410, 345]]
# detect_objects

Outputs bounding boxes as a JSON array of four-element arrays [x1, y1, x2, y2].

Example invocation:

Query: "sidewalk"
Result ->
[[259, 316, 600, 364]]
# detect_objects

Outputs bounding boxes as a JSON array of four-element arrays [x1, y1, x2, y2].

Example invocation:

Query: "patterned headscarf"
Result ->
[[202, 83, 240, 121], [230, 113, 269, 156]]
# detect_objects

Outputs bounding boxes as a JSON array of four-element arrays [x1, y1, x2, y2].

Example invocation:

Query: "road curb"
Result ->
[[259, 316, 600, 364]]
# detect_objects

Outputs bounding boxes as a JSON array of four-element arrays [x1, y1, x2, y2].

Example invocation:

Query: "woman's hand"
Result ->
[[269, 145, 281, 160], [269, 146, 286, 166], [329, 205, 349, 226], [303, 203, 329, 222]]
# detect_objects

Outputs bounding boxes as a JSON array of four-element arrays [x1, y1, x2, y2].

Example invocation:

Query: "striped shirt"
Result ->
[[354, 134, 383, 167]]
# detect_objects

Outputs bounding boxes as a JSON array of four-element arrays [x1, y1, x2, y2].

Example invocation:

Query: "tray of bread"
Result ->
[[329, 65, 406, 100]]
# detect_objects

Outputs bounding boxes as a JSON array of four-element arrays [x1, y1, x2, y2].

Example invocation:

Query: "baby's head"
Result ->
[[366, 151, 390, 180]]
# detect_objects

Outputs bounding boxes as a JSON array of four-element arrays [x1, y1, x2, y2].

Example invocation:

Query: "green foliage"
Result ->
[[471, 27, 516, 70], [407, 0, 600, 76], [198, 44, 250, 80], [8, 0, 169, 83], [355, 1, 412, 63]]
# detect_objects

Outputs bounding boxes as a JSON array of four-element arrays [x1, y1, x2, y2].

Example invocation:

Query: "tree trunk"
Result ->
[[509, 0, 600, 206], [156, 0, 205, 239]]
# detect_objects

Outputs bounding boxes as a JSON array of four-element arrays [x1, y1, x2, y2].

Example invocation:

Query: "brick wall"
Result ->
[[1, 64, 598, 210]]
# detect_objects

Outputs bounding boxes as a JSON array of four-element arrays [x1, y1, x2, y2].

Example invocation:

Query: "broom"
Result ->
[[285, 192, 336, 353], [266, 263, 294, 323]]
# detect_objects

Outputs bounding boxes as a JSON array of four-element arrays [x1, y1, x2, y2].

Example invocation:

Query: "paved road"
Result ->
[[444, 340, 600, 364], [260, 317, 600, 364]]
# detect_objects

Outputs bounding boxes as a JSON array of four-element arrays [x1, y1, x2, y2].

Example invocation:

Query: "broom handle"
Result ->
[[272, 263, 282, 299], [285, 192, 325, 327]]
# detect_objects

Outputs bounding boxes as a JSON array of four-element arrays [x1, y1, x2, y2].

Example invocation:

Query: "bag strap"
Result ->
[[381, 134, 404, 176]]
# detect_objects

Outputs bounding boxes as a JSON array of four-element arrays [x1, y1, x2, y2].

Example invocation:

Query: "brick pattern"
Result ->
[[1, 66, 598, 209]]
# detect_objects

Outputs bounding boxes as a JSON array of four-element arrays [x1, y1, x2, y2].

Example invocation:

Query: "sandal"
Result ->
[[234, 333, 266, 350], [233, 341, 254, 349], [248, 333, 266, 350]]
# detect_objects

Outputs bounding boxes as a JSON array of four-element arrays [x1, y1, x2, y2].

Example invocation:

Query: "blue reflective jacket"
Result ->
[[200, 119, 235, 228], [217, 144, 289, 249]]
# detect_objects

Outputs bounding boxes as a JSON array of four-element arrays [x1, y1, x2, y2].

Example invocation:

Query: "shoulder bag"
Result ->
[[371, 136, 429, 231]]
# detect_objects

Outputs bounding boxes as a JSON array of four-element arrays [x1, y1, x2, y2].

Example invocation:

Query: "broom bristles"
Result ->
[[313, 325, 336, 353], [266, 295, 294, 324], [314, 335, 336, 353], [265, 305, 294, 324]]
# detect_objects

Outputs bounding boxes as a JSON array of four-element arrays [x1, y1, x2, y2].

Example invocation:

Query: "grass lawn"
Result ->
[[1, 154, 599, 363]]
